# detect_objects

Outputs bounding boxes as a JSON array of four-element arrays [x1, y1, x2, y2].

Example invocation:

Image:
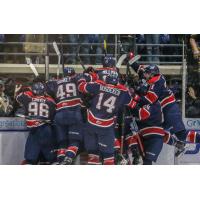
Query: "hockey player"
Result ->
[[46, 67, 83, 164], [83, 56, 118, 82], [78, 72, 141, 165], [129, 101, 165, 165], [135, 66, 186, 136], [16, 82, 56, 164], [134, 64, 200, 156]]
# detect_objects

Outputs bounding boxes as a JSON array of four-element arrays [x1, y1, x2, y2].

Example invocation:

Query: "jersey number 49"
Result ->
[[56, 83, 77, 100]]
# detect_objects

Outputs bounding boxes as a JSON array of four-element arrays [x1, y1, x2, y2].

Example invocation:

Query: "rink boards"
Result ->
[[0, 117, 200, 165]]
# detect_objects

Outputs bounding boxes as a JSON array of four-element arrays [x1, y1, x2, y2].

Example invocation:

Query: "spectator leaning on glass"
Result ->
[[0, 80, 13, 117], [186, 86, 200, 117]]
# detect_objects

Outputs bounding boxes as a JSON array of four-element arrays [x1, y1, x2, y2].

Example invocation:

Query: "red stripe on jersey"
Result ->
[[87, 110, 114, 127], [130, 135, 139, 146], [144, 91, 158, 104], [160, 93, 176, 108], [56, 99, 81, 110], [90, 72, 98, 82], [95, 80, 128, 92], [140, 127, 165, 137], [127, 98, 137, 108], [23, 91, 55, 104], [45, 96, 56, 104], [147, 75, 161, 84], [78, 82, 88, 93], [26, 119, 46, 128], [164, 131, 171, 144], [133, 94, 140, 102], [139, 107, 150, 121], [114, 138, 120, 149], [187, 131, 196, 143], [125, 135, 137, 148]]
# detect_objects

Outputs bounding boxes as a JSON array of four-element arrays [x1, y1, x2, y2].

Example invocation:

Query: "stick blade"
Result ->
[[25, 57, 31, 65], [116, 54, 127, 68], [53, 41, 61, 56]]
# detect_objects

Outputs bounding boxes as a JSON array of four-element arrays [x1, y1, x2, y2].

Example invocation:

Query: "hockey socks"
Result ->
[[186, 130, 200, 143], [88, 153, 100, 165]]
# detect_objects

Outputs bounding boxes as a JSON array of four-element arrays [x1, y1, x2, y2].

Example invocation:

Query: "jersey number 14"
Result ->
[[96, 93, 116, 113]]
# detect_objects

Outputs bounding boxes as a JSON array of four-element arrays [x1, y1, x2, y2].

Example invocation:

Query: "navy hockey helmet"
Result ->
[[63, 67, 75, 77], [32, 82, 45, 95], [105, 71, 119, 85], [103, 56, 116, 68], [143, 64, 160, 77]]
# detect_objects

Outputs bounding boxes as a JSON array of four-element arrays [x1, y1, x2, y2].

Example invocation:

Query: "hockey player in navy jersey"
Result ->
[[46, 67, 83, 164], [129, 101, 165, 165], [16, 82, 56, 164], [83, 56, 118, 82], [78, 72, 142, 165], [134, 64, 200, 156]]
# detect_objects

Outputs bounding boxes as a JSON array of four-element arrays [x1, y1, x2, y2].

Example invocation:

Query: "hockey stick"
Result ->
[[26, 57, 39, 77], [103, 39, 107, 56], [76, 42, 86, 71], [130, 120, 145, 157], [53, 41, 61, 79], [120, 109, 126, 155], [59, 35, 64, 72], [128, 55, 141, 66], [116, 54, 127, 68]]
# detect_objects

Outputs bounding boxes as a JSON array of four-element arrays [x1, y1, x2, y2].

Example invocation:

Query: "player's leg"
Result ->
[[63, 123, 84, 165], [84, 126, 100, 165], [54, 112, 69, 163], [163, 103, 187, 141], [129, 134, 142, 165], [142, 135, 164, 165], [39, 125, 57, 164], [98, 128, 115, 165], [24, 128, 40, 165]]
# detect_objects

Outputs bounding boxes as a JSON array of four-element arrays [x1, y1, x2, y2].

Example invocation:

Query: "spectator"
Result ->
[[67, 34, 107, 65], [88, 34, 107, 64], [186, 86, 200, 118], [145, 34, 160, 64], [0, 80, 13, 117]]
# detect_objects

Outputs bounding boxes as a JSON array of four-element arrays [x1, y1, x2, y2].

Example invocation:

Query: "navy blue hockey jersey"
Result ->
[[46, 76, 82, 111], [78, 80, 137, 128], [134, 102, 165, 137], [16, 91, 56, 128], [136, 74, 176, 109]]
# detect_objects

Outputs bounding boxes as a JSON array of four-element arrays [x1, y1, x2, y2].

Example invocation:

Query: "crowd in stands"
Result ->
[[0, 34, 200, 118]]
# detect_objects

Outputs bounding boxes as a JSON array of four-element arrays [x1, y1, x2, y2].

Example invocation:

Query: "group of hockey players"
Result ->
[[15, 54, 200, 165]]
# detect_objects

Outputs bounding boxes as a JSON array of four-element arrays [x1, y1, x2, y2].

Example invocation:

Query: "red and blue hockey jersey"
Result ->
[[134, 102, 165, 137], [16, 91, 56, 128], [46, 76, 82, 111], [136, 74, 176, 109], [78, 80, 137, 128]]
